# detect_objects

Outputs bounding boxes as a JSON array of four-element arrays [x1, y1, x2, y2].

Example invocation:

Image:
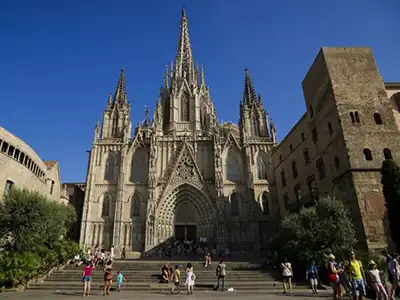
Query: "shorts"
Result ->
[[309, 278, 318, 286], [350, 278, 366, 297], [282, 275, 292, 281], [82, 276, 92, 282], [174, 282, 180, 286]]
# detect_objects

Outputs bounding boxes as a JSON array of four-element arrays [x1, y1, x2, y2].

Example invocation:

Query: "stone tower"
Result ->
[[302, 47, 400, 250], [80, 8, 277, 256]]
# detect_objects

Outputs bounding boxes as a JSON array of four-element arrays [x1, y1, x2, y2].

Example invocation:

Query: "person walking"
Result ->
[[116, 270, 124, 292], [306, 260, 318, 294], [366, 260, 388, 300], [103, 261, 113, 296], [326, 254, 343, 300], [185, 263, 195, 295], [215, 260, 226, 292], [390, 253, 399, 300], [281, 258, 293, 294], [344, 251, 366, 300], [170, 265, 181, 294], [81, 261, 94, 297]]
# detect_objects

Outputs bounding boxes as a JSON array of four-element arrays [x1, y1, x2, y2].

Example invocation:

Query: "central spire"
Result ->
[[174, 7, 195, 83]]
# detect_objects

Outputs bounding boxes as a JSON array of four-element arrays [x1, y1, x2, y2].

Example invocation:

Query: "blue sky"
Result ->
[[1, 0, 399, 182]]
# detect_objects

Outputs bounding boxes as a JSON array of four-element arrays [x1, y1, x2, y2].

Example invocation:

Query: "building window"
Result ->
[[311, 128, 318, 143], [261, 192, 269, 215], [50, 180, 55, 195], [307, 176, 318, 202], [350, 112, 355, 123], [383, 148, 393, 160], [230, 192, 240, 216], [7, 145, 15, 156], [363, 148, 373, 161], [303, 148, 310, 164], [289, 144, 293, 152], [1, 141, 9, 153], [309, 106, 314, 118], [334, 156, 340, 169], [301, 132, 305, 141], [131, 194, 141, 217], [294, 184, 301, 206], [104, 153, 116, 181], [316, 158, 326, 180], [328, 122, 333, 135], [181, 93, 190, 121], [291, 160, 298, 179], [374, 113, 383, 125], [354, 111, 361, 123], [3, 180, 14, 198], [102, 195, 111, 217], [256, 152, 268, 180], [283, 193, 289, 211], [281, 171, 286, 188]]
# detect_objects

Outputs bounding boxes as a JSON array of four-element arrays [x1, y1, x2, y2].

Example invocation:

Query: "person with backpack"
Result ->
[[344, 251, 366, 300], [306, 260, 318, 294], [326, 254, 343, 300]]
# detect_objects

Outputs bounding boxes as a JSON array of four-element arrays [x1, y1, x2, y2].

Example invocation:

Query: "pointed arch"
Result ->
[[251, 114, 259, 136], [229, 191, 240, 216], [131, 193, 141, 217], [101, 194, 112, 217], [260, 191, 270, 215], [104, 152, 116, 181], [256, 151, 269, 180], [200, 98, 209, 130], [181, 92, 190, 121], [225, 147, 243, 182], [130, 148, 149, 183]]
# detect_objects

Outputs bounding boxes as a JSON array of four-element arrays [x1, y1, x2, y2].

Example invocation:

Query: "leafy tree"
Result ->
[[381, 159, 400, 250], [0, 188, 76, 252], [278, 195, 357, 269], [0, 188, 80, 288]]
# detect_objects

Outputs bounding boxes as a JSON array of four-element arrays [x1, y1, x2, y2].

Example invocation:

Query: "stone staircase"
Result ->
[[27, 260, 299, 292]]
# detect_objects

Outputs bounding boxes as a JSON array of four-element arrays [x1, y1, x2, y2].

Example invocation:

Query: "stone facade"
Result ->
[[79, 10, 400, 254], [273, 48, 400, 251], [79, 9, 277, 255], [0, 126, 68, 204]]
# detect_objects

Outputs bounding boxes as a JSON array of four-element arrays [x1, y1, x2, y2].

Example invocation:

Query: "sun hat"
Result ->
[[328, 254, 335, 260], [369, 260, 376, 265]]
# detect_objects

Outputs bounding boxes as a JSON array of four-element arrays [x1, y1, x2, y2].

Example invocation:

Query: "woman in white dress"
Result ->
[[185, 263, 195, 295]]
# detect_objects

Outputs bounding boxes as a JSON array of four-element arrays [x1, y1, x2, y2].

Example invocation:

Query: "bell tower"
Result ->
[[156, 8, 217, 136]]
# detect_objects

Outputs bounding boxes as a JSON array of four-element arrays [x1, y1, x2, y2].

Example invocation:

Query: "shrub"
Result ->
[[0, 188, 79, 288], [277, 195, 357, 274], [381, 159, 400, 251]]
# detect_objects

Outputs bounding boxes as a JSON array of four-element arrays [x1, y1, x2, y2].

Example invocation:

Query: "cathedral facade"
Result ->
[[79, 9, 278, 255]]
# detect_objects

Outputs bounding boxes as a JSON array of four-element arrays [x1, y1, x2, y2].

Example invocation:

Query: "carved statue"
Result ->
[[94, 120, 101, 140]]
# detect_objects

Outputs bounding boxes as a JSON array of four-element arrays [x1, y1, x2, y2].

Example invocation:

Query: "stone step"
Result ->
[[43, 276, 277, 282]]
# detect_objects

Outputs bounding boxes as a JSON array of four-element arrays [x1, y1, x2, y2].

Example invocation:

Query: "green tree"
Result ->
[[381, 159, 400, 250], [0, 188, 76, 252], [278, 195, 357, 268], [0, 188, 80, 288]]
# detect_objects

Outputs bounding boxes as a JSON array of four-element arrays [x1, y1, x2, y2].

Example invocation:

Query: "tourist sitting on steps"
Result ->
[[161, 264, 169, 283]]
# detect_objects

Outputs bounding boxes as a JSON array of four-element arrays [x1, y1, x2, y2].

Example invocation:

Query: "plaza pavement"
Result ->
[[0, 290, 332, 300]]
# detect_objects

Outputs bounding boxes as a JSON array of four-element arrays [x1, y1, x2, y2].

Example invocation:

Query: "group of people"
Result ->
[[160, 260, 227, 295], [74, 245, 115, 268], [281, 250, 400, 300], [81, 260, 125, 297]]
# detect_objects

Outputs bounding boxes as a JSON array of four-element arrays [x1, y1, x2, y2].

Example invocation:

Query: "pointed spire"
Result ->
[[164, 65, 169, 89], [200, 64, 205, 86], [114, 68, 127, 103], [243, 68, 257, 105], [107, 93, 112, 106], [175, 7, 194, 82], [143, 105, 150, 127]]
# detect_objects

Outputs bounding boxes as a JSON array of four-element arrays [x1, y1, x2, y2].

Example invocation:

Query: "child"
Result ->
[[306, 260, 318, 294], [171, 265, 181, 294], [116, 270, 124, 292]]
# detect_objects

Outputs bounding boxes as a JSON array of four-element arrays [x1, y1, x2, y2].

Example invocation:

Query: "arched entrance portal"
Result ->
[[174, 201, 198, 242], [155, 183, 215, 245]]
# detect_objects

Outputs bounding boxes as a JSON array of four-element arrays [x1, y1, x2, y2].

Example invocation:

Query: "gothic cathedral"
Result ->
[[80, 8, 278, 256]]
